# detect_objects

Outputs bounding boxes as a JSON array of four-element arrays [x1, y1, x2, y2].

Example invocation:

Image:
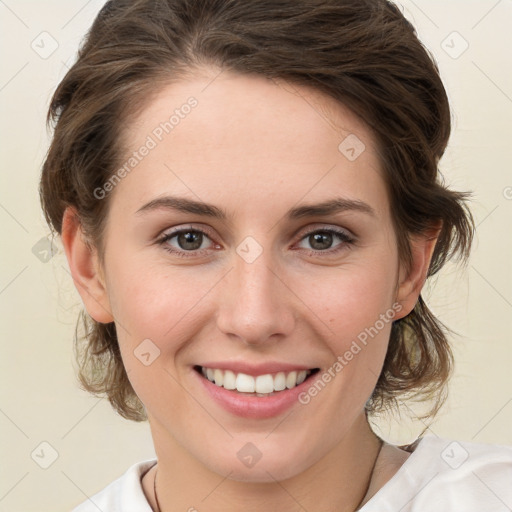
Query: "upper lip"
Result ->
[[196, 361, 319, 376]]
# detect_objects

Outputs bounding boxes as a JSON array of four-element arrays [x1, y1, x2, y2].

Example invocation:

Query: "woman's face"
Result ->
[[80, 69, 417, 481]]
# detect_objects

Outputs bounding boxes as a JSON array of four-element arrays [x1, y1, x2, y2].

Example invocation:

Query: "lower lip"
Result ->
[[192, 368, 317, 419]]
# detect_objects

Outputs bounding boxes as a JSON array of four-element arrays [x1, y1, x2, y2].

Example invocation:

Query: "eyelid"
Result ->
[[298, 223, 354, 238], [158, 223, 217, 240]]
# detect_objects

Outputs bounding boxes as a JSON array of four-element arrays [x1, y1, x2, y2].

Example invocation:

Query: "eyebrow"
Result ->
[[135, 195, 376, 220]]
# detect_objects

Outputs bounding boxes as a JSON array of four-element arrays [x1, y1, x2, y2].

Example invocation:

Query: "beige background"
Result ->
[[0, 1, 511, 510]]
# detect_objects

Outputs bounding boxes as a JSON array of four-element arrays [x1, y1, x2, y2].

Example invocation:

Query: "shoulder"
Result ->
[[361, 436, 512, 512], [71, 459, 157, 512]]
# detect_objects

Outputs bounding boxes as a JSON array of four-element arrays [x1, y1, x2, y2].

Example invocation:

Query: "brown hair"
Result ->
[[40, 0, 474, 422]]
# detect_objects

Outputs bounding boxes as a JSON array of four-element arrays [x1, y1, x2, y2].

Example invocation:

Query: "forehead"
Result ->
[[115, 69, 387, 218]]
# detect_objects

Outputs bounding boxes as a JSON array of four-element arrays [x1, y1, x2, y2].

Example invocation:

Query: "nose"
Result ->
[[215, 249, 296, 346]]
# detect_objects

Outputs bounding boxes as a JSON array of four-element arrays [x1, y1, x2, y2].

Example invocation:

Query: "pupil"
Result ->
[[310, 232, 332, 250], [178, 231, 202, 250]]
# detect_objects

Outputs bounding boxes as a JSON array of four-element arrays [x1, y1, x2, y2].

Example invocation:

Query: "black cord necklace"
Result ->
[[153, 466, 161, 512]]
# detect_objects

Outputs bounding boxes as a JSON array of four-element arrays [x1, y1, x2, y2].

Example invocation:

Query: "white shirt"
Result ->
[[72, 435, 512, 511]]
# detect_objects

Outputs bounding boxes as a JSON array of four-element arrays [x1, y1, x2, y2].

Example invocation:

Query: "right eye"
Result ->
[[157, 226, 220, 258]]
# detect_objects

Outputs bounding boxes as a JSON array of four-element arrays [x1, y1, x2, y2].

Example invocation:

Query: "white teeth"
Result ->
[[274, 372, 286, 391], [255, 374, 274, 394], [213, 369, 224, 387], [286, 371, 297, 389], [296, 370, 307, 385], [236, 373, 255, 392], [200, 367, 314, 394], [223, 370, 236, 390]]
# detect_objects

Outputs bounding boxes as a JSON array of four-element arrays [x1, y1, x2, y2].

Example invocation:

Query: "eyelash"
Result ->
[[156, 225, 355, 259]]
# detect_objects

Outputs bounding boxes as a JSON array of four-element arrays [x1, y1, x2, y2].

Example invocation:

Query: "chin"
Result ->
[[200, 437, 316, 483]]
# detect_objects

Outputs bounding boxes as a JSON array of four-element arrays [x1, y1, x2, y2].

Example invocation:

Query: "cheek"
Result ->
[[306, 260, 398, 339], [105, 263, 203, 415], [298, 257, 398, 392], [106, 258, 213, 341]]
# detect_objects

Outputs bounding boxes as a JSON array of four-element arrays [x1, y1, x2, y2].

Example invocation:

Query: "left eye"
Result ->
[[296, 229, 353, 252]]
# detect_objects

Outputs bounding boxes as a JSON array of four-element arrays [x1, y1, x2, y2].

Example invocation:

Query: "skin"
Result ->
[[62, 68, 438, 511]]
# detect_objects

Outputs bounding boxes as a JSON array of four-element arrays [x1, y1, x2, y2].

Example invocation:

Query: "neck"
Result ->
[[147, 412, 383, 512]]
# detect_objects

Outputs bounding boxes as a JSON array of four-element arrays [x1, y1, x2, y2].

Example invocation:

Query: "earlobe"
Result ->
[[395, 225, 441, 319], [61, 207, 114, 324]]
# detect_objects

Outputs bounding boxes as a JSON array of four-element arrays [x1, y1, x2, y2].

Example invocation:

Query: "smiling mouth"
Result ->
[[194, 365, 320, 396]]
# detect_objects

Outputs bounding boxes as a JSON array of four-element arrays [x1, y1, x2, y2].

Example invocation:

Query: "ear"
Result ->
[[394, 223, 442, 320], [61, 207, 114, 323]]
